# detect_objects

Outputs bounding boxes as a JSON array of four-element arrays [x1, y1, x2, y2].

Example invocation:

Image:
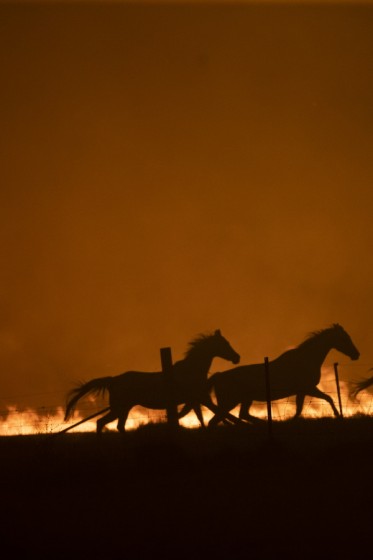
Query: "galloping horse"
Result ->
[[64, 330, 240, 433], [206, 324, 359, 427]]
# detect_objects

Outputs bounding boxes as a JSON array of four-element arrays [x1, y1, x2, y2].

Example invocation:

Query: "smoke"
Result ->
[[0, 3, 372, 419]]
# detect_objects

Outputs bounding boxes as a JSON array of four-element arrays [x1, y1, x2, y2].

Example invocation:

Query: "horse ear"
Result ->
[[215, 329, 221, 336]]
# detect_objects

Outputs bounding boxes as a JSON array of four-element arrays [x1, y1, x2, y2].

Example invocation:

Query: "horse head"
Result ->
[[213, 329, 240, 364], [332, 323, 360, 360]]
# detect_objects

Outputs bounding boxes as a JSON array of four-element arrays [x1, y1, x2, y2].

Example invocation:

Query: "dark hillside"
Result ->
[[1, 416, 372, 560]]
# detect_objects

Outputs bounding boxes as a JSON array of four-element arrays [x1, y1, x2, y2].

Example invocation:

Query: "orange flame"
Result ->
[[0, 366, 371, 436]]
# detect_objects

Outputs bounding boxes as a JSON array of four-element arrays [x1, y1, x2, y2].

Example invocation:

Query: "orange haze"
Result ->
[[0, 1, 372, 432]]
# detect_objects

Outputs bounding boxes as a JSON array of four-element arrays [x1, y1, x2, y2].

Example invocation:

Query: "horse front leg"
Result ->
[[192, 403, 206, 428], [201, 395, 228, 427], [207, 403, 231, 427], [202, 396, 245, 427], [177, 402, 205, 426], [178, 404, 192, 420], [307, 387, 340, 417], [294, 393, 306, 418], [208, 412, 222, 427]]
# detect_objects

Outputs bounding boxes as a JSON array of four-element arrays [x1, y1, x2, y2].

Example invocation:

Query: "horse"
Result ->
[[64, 329, 240, 433], [349, 369, 373, 400], [205, 324, 359, 427]]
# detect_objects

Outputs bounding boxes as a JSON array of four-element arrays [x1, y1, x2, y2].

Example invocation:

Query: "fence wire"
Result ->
[[0, 362, 372, 435], [0, 390, 372, 436]]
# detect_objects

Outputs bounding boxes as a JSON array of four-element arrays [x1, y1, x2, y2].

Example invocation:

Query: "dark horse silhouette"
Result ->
[[349, 369, 373, 400], [204, 324, 359, 427], [64, 330, 240, 433]]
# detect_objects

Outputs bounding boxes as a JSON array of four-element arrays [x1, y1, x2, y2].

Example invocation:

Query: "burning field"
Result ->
[[0, 366, 372, 436]]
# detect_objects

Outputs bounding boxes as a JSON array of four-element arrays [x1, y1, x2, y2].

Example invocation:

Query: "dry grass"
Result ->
[[1, 415, 372, 559]]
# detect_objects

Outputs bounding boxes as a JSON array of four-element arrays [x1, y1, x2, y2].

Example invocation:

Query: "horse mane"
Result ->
[[184, 332, 216, 358], [296, 323, 343, 349]]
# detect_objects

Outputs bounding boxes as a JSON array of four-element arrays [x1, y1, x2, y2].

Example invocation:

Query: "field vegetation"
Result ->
[[1, 415, 372, 559]]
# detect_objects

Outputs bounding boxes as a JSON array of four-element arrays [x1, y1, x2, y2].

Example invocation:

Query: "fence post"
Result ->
[[333, 362, 344, 418], [160, 346, 179, 430], [264, 357, 273, 440]]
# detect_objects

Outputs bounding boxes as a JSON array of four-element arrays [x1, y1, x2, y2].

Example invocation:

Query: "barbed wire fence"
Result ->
[[0, 362, 372, 436]]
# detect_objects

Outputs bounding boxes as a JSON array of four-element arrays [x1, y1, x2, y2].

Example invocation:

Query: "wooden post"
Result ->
[[264, 357, 273, 439], [333, 362, 344, 418], [160, 346, 179, 429]]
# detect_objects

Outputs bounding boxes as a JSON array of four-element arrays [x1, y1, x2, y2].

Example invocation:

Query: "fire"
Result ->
[[0, 366, 371, 436], [0, 406, 164, 436]]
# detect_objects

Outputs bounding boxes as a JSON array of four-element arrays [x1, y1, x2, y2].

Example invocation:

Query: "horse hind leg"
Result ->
[[97, 410, 118, 434], [239, 400, 259, 423], [208, 407, 228, 427], [116, 408, 131, 434], [192, 404, 206, 428]]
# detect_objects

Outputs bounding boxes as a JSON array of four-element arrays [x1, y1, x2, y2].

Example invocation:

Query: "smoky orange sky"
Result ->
[[0, 1, 372, 418]]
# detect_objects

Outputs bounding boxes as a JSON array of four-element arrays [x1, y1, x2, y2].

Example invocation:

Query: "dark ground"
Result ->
[[1, 416, 372, 560]]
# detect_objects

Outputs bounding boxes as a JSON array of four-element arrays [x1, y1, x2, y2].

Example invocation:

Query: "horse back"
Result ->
[[209, 364, 263, 395]]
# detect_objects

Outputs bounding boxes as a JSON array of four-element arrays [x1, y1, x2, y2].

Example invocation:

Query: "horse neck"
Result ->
[[183, 350, 214, 375], [300, 334, 334, 366]]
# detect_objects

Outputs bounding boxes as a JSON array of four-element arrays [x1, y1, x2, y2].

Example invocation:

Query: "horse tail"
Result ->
[[64, 377, 113, 421], [349, 370, 373, 400]]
